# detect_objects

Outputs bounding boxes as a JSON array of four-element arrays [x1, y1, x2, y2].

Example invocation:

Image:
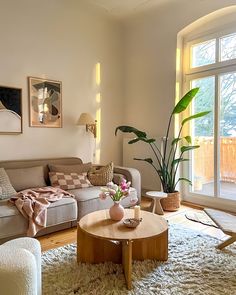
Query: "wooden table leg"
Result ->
[[122, 240, 132, 290], [77, 224, 122, 263], [132, 229, 168, 261], [217, 236, 236, 250], [152, 199, 156, 213], [155, 198, 164, 215]]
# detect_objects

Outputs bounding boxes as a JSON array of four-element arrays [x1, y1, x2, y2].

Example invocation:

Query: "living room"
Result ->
[[0, 0, 236, 294]]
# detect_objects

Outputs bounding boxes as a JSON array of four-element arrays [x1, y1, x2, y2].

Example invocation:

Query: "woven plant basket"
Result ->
[[160, 191, 180, 212]]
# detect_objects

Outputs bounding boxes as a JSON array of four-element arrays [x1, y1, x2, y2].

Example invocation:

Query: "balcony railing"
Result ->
[[194, 137, 236, 183]]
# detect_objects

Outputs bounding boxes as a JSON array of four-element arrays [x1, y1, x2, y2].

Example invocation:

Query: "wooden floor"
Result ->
[[37, 197, 229, 252]]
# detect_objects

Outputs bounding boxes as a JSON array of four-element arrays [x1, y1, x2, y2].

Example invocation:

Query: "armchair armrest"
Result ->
[[114, 166, 141, 202]]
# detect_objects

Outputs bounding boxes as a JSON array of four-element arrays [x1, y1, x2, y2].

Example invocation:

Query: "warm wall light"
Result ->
[[96, 63, 101, 86], [77, 113, 97, 138], [176, 48, 181, 72]]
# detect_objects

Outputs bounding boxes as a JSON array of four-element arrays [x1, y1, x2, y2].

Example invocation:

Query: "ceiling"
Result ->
[[88, 0, 171, 18]]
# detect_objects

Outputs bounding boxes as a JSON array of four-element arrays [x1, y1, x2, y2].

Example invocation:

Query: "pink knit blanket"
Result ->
[[10, 186, 74, 237]]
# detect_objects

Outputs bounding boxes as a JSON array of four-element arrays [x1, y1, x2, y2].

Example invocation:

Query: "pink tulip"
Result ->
[[120, 179, 130, 191], [100, 179, 132, 202], [99, 192, 107, 200], [130, 197, 138, 204], [108, 188, 116, 196]]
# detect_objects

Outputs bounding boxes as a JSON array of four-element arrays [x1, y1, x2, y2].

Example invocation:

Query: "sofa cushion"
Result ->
[[0, 168, 16, 200], [0, 198, 77, 239], [49, 172, 92, 190], [88, 162, 113, 186], [43, 197, 77, 228], [5, 166, 46, 192], [68, 186, 137, 219], [48, 163, 92, 174], [0, 199, 28, 239]]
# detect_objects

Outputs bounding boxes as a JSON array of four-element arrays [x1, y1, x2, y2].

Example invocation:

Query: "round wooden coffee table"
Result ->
[[77, 209, 168, 290]]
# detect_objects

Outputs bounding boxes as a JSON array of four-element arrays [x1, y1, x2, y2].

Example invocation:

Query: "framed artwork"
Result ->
[[0, 86, 22, 134], [28, 77, 62, 128]]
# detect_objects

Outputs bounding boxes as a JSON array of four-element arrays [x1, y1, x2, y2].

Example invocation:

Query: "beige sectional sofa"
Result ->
[[0, 157, 141, 244]]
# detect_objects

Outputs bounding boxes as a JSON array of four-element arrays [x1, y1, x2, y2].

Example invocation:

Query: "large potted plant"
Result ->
[[115, 88, 210, 211]]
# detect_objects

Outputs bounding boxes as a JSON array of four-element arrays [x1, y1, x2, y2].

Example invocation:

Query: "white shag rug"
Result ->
[[42, 224, 236, 295]]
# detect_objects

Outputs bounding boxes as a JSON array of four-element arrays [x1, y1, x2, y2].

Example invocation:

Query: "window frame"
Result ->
[[184, 27, 236, 76], [181, 25, 236, 212]]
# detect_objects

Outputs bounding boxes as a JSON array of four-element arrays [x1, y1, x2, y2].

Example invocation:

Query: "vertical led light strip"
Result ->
[[95, 63, 101, 163], [174, 47, 182, 191], [96, 62, 101, 86], [175, 48, 181, 137]]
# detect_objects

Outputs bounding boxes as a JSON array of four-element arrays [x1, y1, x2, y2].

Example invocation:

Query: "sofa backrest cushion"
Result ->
[[0, 157, 83, 186], [0, 168, 17, 199], [48, 163, 92, 174], [6, 166, 47, 192]]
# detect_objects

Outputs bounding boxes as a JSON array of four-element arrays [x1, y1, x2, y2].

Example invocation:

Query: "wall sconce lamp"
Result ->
[[77, 113, 97, 138]]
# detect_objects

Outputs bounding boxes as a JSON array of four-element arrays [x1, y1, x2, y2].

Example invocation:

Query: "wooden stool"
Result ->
[[204, 208, 236, 250], [146, 191, 167, 215]]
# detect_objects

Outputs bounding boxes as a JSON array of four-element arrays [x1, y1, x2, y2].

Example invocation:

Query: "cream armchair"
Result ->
[[0, 237, 41, 295]]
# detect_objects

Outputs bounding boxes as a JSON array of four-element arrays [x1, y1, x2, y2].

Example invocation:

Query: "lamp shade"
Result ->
[[77, 113, 95, 125]]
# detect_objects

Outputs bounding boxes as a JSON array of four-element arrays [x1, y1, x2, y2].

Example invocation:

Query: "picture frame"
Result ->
[[0, 85, 22, 134], [28, 77, 62, 128]]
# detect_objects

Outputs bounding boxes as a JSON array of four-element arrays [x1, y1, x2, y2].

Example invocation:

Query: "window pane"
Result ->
[[191, 77, 215, 196], [220, 33, 236, 62], [219, 72, 236, 200], [191, 39, 216, 68]]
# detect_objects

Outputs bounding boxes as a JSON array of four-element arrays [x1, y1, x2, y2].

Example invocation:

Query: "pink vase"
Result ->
[[109, 202, 124, 221]]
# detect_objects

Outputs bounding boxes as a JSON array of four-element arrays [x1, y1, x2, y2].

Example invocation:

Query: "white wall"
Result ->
[[2, 0, 236, 182], [0, 0, 123, 164], [123, 0, 236, 190]]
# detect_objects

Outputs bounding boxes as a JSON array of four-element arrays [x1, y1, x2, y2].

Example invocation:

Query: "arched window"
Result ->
[[181, 8, 236, 211]]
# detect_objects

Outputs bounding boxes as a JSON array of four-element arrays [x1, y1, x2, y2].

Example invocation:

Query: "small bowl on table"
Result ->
[[123, 218, 142, 228]]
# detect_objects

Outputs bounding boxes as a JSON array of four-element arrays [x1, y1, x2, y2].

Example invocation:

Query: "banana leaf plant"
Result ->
[[115, 88, 210, 193]]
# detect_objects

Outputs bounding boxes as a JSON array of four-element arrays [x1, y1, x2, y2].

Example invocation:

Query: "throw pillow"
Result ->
[[6, 166, 47, 191], [113, 173, 125, 185], [0, 168, 17, 199], [49, 172, 92, 190], [88, 162, 114, 186], [48, 163, 92, 174]]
